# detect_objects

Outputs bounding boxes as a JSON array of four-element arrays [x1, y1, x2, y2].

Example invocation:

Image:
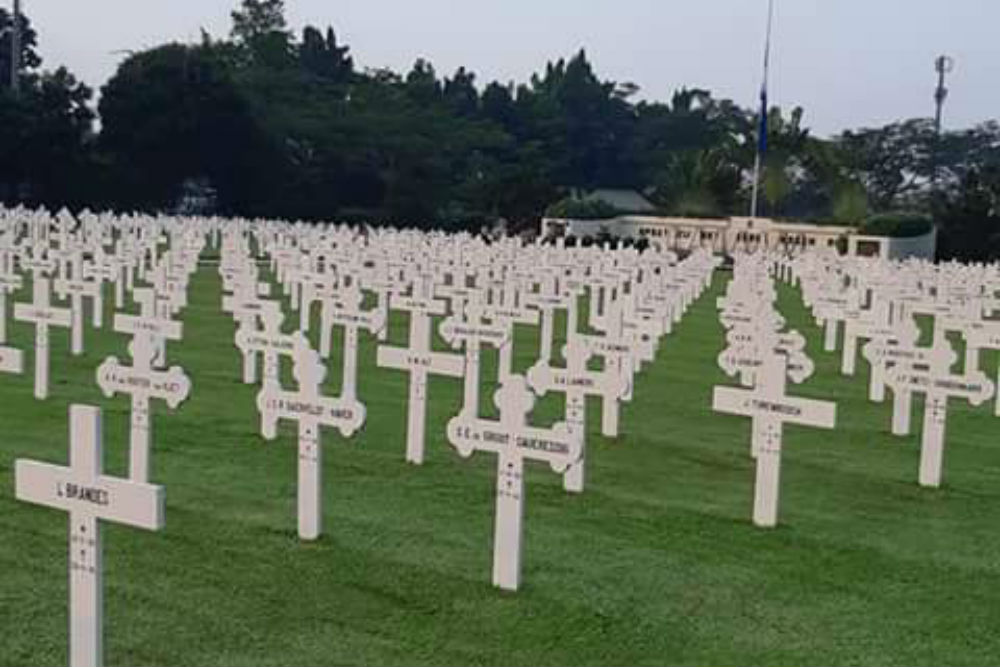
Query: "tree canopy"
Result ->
[[0, 0, 997, 260]]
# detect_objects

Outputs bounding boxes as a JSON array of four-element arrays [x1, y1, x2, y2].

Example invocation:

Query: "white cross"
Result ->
[[964, 321, 1000, 416], [234, 301, 300, 388], [376, 290, 464, 465], [317, 282, 385, 401], [96, 324, 191, 483], [446, 375, 582, 591], [527, 335, 629, 493], [885, 344, 994, 488], [713, 353, 837, 527], [223, 281, 273, 383], [718, 328, 814, 388], [439, 309, 509, 418], [14, 277, 72, 399], [257, 346, 366, 540], [15, 404, 164, 667], [841, 298, 893, 376], [479, 283, 540, 382], [55, 253, 101, 356], [0, 250, 23, 344], [521, 275, 566, 364]]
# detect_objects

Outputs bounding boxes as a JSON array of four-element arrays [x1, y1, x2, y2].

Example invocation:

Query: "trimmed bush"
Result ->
[[860, 212, 934, 238], [545, 197, 620, 220]]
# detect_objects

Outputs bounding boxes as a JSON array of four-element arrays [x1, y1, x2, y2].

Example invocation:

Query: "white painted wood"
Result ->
[[885, 349, 994, 488], [257, 345, 366, 540], [377, 291, 464, 465], [527, 336, 629, 493], [95, 328, 191, 483], [713, 353, 836, 527], [14, 405, 164, 667], [14, 277, 72, 399], [439, 312, 509, 418], [446, 376, 582, 591]]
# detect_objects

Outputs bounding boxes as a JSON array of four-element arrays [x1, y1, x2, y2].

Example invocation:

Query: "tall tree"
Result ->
[[0, 7, 41, 90], [230, 0, 293, 68], [99, 43, 273, 213], [300, 26, 353, 83]]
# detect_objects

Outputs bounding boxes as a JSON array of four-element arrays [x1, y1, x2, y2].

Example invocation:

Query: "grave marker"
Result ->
[[885, 347, 994, 488], [257, 346, 365, 540], [15, 405, 164, 667], [14, 277, 72, 399], [713, 353, 836, 527], [447, 376, 581, 591], [377, 291, 464, 464]]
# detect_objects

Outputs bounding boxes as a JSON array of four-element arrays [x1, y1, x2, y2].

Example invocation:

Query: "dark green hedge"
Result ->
[[860, 212, 934, 238], [545, 197, 620, 220]]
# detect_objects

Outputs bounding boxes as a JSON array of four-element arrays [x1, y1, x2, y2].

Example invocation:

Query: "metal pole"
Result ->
[[750, 0, 775, 219], [932, 55, 953, 192], [10, 0, 20, 96]]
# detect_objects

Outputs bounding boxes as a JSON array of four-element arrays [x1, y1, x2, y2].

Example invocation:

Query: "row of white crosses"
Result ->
[[243, 228, 718, 590], [5, 209, 200, 667], [789, 251, 998, 487], [221, 231, 379, 541], [713, 253, 837, 528]]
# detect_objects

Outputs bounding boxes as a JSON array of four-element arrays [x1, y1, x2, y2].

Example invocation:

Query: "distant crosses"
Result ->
[[234, 300, 291, 387], [0, 250, 23, 343], [963, 321, 1000, 416], [131, 287, 177, 369], [447, 376, 581, 591], [885, 341, 994, 488], [439, 310, 508, 418], [222, 277, 272, 383], [14, 277, 72, 399], [862, 331, 942, 436], [15, 405, 165, 667], [257, 345, 366, 540], [480, 283, 540, 382], [55, 253, 101, 356], [527, 336, 629, 493], [317, 281, 385, 402], [95, 321, 191, 483], [713, 352, 837, 528], [377, 286, 464, 465]]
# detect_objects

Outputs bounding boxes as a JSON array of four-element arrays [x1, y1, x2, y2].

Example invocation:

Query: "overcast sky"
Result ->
[[25, 0, 998, 137]]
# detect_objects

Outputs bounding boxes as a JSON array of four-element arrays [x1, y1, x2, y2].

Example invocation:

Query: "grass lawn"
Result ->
[[1, 266, 999, 666]]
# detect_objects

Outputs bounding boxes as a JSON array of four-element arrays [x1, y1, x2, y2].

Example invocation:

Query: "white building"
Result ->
[[541, 214, 936, 259]]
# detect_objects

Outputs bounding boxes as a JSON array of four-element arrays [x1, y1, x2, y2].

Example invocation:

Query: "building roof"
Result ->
[[573, 188, 657, 213]]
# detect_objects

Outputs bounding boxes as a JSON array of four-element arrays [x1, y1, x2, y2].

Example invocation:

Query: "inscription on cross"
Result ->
[[55, 253, 102, 356], [447, 376, 581, 591], [14, 277, 72, 399], [257, 346, 366, 540], [527, 336, 629, 493], [377, 289, 464, 465], [885, 342, 994, 488], [439, 309, 509, 418], [713, 353, 837, 527], [96, 322, 191, 483], [15, 405, 165, 667]]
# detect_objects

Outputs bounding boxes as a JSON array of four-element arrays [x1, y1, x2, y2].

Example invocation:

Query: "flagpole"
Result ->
[[749, 0, 775, 219]]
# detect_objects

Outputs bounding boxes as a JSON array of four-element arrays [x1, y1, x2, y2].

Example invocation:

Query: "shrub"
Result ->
[[860, 212, 933, 238], [545, 197, 619, 220]]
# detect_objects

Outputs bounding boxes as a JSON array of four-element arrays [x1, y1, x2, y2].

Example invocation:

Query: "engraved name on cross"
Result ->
[[15, 405, 165, 667]]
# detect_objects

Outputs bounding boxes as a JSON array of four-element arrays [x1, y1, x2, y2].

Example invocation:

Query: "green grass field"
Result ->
[[1, 266, 999, 666]]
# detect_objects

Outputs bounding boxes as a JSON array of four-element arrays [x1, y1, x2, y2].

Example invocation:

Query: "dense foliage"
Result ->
[[0, 0, 998, 259], [860, 212, 935, 238]]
